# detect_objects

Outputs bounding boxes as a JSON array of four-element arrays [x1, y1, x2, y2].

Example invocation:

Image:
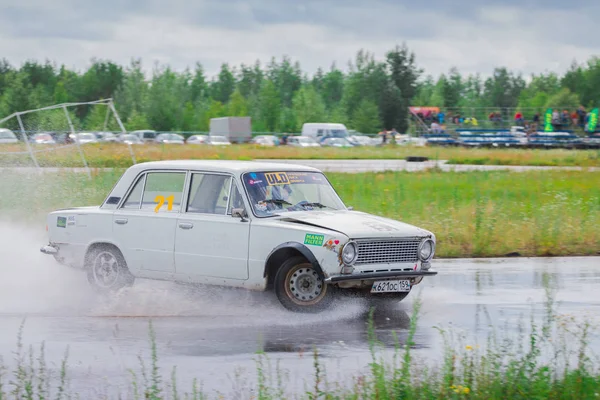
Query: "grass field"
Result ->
[[2, 288, 598, 399], [1, 142, 600, 167], [2, 168, 598, 258]]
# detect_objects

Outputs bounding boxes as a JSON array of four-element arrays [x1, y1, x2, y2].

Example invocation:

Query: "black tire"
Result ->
[[85, 245, 135, 293], [274, 256, 334, 313]]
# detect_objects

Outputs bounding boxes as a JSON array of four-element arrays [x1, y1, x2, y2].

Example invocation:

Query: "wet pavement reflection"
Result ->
[[0, 255, 599, 398]]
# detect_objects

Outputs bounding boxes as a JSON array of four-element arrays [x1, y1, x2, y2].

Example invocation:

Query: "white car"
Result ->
[[155, 133, 185, 144], [40, 160, 437, 312], [186, 135, 209, 145], [74, 132, 98, 144], [0, 128, 18, 144], [286, 136, 321, 147], [119, 134, 144, 145], [251, 135, 280, 146]]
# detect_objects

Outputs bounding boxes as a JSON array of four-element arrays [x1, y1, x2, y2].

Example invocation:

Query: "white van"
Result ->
[[301, 123, 349, 141]]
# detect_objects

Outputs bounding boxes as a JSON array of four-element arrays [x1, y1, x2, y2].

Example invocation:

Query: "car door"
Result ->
[[112, 170, 187, 275], [174, 172, 250, 280]]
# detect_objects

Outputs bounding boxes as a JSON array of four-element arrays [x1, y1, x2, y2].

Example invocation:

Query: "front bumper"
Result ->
[[324, 270, 438, 284]]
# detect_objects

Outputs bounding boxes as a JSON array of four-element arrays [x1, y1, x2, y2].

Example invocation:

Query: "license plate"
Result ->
[[370, 280, 411, 293]]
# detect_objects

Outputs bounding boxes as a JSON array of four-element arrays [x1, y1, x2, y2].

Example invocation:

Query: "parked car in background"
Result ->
[[74, 132, 98, 144], [186, 134, 209, 145], [31, 133, 56, 144], [0, 128, 18, 144], [250, 135, 280, 146], [286, 136, 321, 148], [208, 135, 232, 146], [321, 137, 354, 147], [95, 132, 119, 143], [348, 135, 375, 146], [156, 133, 185, 144], [131, 130, 158, 143], [119, 134, 143, 145]]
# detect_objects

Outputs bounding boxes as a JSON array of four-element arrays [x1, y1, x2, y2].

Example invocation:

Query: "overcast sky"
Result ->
[[1, 0, 599, 81]]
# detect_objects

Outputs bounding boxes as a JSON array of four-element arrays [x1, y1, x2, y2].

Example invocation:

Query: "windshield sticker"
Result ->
[[248, 179, 263, 185], [256, 201, 267, 211], [265, 172, 290, 186], [287, 172, 325, 184], [57, 216, 66, 228], [304, 233, 325, 246], [67, 215, 76, 226]]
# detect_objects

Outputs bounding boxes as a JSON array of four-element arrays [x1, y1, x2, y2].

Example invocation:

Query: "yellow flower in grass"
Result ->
[[451, 385, 471, 395], [465, 345, 473, 350]]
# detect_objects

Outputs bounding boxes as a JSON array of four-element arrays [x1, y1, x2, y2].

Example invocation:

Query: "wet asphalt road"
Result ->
[[1, 222, 599, 398]]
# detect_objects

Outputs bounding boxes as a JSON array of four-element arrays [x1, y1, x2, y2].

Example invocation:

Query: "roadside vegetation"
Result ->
[[1, 279, 598, 399], [1, 143, 600, 168], [2, 168, 598, 258]]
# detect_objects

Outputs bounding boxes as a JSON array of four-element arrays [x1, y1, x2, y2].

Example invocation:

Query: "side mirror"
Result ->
[[232, 208, 248, 222]]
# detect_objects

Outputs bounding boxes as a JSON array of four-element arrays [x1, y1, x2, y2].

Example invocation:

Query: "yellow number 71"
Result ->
[[154, 195, 175, 213]]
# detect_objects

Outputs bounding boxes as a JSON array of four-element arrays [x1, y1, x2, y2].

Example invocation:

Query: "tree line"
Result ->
[[0, 44, 599, 134]]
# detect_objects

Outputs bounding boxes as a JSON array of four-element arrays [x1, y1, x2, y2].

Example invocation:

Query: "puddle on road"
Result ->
[[1, 221, 599, 397]]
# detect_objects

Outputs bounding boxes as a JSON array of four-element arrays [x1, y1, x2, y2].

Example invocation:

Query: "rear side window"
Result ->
[[142, 172, 186, 212]]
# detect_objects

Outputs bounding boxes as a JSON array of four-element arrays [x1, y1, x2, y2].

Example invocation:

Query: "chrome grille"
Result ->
[[355, 238, 420, 265]]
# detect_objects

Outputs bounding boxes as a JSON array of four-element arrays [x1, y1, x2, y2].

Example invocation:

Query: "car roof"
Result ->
[[126, 160, 321, 174]]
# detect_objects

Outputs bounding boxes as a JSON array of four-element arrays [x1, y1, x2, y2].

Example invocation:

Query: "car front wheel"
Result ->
[[85, 245, 135, 293], [274, 256, 334, 313]]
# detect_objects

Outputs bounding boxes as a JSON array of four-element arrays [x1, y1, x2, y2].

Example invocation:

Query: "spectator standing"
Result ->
[[514, 111, 524, 126]]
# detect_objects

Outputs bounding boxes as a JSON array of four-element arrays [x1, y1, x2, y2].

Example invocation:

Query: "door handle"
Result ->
[[178, 222, 193, 229], [115, 218, 128, 225]]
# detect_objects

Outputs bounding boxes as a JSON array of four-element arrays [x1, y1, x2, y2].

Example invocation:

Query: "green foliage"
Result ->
[[292, 85, 326, 130], [1, 49, 600, 134], [352, 99, 381, 133]]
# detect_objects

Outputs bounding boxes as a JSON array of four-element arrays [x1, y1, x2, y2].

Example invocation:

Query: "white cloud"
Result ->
[[0, 1, 598, 81]]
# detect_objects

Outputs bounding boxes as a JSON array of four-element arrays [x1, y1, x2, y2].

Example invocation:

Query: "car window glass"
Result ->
[[141, 172, 186, 212], [121, 175, 145, 209], [187, 173, 232, 215], [227, 184, 245, 215]]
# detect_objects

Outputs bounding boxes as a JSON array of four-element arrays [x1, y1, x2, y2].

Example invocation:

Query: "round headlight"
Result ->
[[418, 239, 434, 261], [342, 242, 357, 265]]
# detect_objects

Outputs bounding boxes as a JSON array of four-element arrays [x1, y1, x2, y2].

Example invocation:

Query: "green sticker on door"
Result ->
[[304, 233, 324, 246]]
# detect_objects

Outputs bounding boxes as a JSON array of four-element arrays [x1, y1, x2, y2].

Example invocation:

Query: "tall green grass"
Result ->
[[1, 169, 598, 257], [1, 278, 598, 399]]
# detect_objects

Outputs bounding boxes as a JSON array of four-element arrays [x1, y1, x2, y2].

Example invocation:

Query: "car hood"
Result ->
[[274, 210, 433, 239]]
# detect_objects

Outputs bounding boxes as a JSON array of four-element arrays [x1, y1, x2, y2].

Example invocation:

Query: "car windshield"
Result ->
[[242, 171, 346, 217], [142, 131, 156, 139], [0, 131, 15, 139], [328, 129, 348, 138]]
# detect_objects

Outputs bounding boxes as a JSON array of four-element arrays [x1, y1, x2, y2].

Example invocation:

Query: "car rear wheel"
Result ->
[[274, 256, 334, 313], [85, 245, 134, 293]]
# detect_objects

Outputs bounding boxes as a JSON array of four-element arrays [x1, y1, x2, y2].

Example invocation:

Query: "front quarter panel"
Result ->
[[247, 220, 350, 283]]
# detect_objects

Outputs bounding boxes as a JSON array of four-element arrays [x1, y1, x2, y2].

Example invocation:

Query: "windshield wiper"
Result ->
[[262, 199, 292, 206], [300, 202, 328, 209]]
